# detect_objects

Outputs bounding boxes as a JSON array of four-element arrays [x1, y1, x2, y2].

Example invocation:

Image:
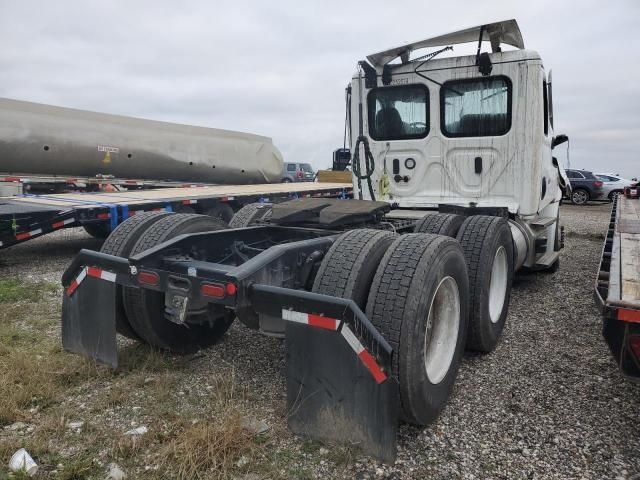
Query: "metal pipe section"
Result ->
[[0, 98, 283, 184], [508, 220, 529, 271]]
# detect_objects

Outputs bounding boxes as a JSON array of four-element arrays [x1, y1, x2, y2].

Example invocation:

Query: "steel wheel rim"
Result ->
[[424, 276, 460, 384], [489, 246, 508, 323], [573, 190, 587, 204]]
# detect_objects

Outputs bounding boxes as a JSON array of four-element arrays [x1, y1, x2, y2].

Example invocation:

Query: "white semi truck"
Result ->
[[60, 20, 569, 461]]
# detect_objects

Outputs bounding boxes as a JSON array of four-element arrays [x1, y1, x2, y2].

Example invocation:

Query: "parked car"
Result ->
[[565, 169, 604, 205], [595, 173, 638, 201], [282, 162, 315, 182]]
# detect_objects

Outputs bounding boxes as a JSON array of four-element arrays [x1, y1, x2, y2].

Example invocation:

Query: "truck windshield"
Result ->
[[367, 85, 429, 141]]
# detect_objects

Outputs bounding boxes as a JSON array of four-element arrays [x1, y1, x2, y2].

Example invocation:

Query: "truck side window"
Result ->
[[367, 85, 429, 141], [440, 76, 512, 137]]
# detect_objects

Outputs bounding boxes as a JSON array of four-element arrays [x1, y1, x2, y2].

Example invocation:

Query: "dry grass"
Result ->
[[161, 413, 253, 480], [0, 277, 278, 479]]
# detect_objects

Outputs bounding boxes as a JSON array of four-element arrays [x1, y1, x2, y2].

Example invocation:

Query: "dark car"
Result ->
[[565, 169, 604, 205]]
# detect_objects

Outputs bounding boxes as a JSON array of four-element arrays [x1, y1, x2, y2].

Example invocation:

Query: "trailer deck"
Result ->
[[595, 192, 640, 379], [0, 182, 352, 249]]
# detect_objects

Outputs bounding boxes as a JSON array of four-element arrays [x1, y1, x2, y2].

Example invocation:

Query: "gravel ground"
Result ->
[[1, 202, 639, 479]]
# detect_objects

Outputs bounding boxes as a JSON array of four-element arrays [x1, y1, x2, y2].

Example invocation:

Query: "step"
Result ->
[[530, 217, 556, 228], [535, 251, 560, 267]]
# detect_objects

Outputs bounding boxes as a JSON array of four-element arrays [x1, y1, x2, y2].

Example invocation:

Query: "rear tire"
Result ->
[[366, 234, 469, 425], [414, 213, 465, 237], [83, 222, 111, 239], [123, 214, 234, 353], [456, 215, 514, 353], [571, 188, 589, 205], [312, 229, 397, 307], [204, 202, 234, 223], [100, 211, 173, 339], [229, 203, 272, 228]]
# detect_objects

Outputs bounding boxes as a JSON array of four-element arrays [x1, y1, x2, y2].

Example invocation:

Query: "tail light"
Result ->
[[138, 271, 160, 286], [201, 283, 226, 298], [630, 336, 640, 360], [593, 180, 603, 188], [296, 170, 303, 179]]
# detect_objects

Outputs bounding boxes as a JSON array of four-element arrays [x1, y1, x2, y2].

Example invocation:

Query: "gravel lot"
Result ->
[[1, 202, 639, 479]]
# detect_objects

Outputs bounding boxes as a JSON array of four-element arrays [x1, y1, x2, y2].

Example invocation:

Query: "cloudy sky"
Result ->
[[1, 0, 638, 177]]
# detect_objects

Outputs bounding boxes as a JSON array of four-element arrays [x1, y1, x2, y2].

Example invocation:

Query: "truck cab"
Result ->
[[349, 19, 568, 269]]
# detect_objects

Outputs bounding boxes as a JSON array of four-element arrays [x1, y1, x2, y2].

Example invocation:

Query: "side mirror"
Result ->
[[552, 134, 569, 149]]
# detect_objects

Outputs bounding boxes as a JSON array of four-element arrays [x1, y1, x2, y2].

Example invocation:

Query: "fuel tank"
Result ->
[[0, 98, 283, 184]]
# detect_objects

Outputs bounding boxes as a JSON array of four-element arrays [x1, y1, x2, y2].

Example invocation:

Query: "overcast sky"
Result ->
[[1, 1, 638, 178]]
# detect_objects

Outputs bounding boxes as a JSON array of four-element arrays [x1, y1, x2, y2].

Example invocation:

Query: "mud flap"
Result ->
[[62, 275, 118, 368], [286, 325, 398, 462]]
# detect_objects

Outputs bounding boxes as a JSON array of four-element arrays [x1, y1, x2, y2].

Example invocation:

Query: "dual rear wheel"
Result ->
[[315, 214, 514, 425]]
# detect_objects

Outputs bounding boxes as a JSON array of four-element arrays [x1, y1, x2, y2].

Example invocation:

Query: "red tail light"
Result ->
[[630, 336, 640, 360], [593, 180, 603, 188], [201, 283, 225, 298], [138, 271, 160, 286]]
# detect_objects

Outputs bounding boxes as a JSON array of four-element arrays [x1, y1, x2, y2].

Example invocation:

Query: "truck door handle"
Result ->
[[475, 157, 483, 174]]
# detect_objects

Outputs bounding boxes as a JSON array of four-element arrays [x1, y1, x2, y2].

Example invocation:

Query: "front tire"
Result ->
[[366, 234, 469, 425], [457, 216, 514, 353]]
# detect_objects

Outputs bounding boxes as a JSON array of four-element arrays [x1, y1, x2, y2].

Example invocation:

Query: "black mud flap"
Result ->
[[62, 275, 118, 368], [286, 325, 398, 462]]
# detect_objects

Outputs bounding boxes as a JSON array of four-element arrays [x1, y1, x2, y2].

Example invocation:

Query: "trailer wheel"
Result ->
[[229, 203, 272, 228], [312, 229, 396, 307], [366, 234, 469, 425], [414, 213, 465, 237], [204, 202, 234, 223], [83, 222, 112, 239], [456, 215, 514, 353], [100, 211, 174, 339], [123, 214, 234, 353]]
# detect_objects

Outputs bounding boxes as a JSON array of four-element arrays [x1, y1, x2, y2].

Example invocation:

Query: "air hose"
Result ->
[[352, 65, 376, 201]]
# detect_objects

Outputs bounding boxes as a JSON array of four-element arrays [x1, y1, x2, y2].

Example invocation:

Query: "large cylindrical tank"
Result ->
[[0, 98, 283, 184]]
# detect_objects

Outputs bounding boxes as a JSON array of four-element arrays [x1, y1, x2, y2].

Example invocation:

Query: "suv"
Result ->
[[282, 162, 315, 182], [565, 169, 604, 205], [595, 173, 637, 201]]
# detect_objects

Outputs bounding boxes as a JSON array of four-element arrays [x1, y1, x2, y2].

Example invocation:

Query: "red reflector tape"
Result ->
[[15, 228, 43, 241], [52, 218, 75, 229], [201, 283, 226, 298], [281, 309, 338, 331], [618, 308, 640, 323], [341, 325, 387, 384], [182, 199, 197, 205], [97, 213, 110, 219]]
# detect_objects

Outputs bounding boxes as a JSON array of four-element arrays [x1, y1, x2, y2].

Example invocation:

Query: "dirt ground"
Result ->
[[0, 201, 638, 479]]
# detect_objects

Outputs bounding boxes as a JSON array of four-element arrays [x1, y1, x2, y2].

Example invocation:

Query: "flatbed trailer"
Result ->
[[595, 190, 640, 380], [0, 172, 215, 194], [0, 182, 352, 249]]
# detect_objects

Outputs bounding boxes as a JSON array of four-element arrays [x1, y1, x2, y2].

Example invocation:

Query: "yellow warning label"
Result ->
[[102, 151, 112, 165]]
